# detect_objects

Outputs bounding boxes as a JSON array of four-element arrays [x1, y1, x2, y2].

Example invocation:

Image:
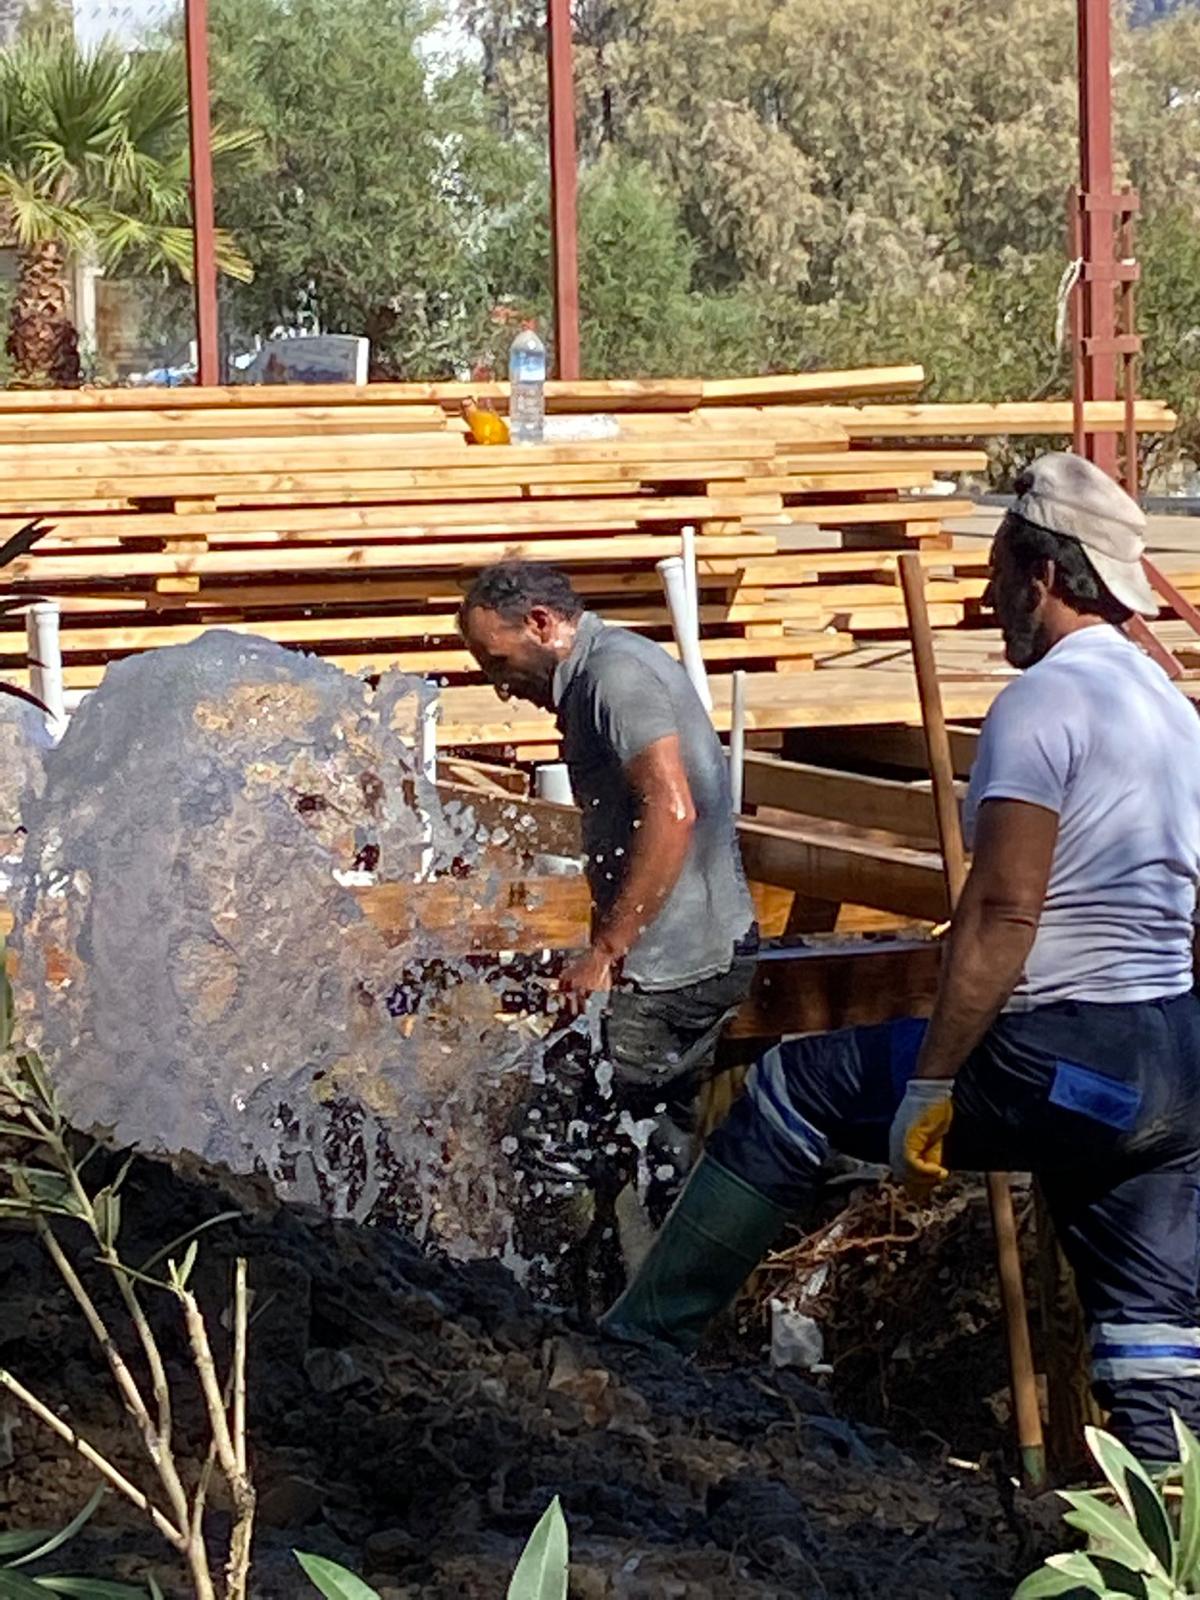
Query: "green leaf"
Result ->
[[1173, 1413, 1200, 1587], [146, 1579, 164, 1600], [506, 1498, 569, 1600], [294, 1553, 382, 1600], [0, 1568, 52, 1599], [1088, 1429, 1166, 1530], [92, 1188, 120, 1251], [1127, 1471, 1175, 1579], [33, 1581, 155, 1597], [1088, 1555, 1152, 1598], [0, 1533, 53, 1561], [3, 1168, 78, 1216], [1060, 1491, 1157, 1576], [1013, 1561, 1104, 1599], [15, 1053, 52, 1112], [0, 962, 13, 1054], [8, 1488, 105, 1569]]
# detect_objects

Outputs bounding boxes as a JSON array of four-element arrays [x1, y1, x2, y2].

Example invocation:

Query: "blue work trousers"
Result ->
[[707, 994, 1200, 1462]]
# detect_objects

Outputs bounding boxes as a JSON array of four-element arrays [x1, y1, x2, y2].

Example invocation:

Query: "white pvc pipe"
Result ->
[[534, 762, 574, 806], [656, 553, 713, 713], [419, 694, 438, 784], [681, 524, 701, 639], [26, 602, 65, 741], [729, 669, 747, 814]]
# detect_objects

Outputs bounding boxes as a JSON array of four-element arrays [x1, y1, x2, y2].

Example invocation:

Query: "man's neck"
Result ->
[[1040, 609, 1110, 655]]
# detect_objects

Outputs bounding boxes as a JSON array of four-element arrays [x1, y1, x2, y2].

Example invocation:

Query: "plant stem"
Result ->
[[0, 1368, 189, 1557], [233, 1259, 247, 1480], [179, 1281, 256, 1600], [41, 1151, 194, 1543]]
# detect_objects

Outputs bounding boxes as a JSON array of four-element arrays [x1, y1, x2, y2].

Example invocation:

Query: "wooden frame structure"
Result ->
[[180, 2, 1128, 394]]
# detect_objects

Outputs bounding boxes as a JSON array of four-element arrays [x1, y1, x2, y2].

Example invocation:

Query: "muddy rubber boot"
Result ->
[[598, 1155, 790, 1354]]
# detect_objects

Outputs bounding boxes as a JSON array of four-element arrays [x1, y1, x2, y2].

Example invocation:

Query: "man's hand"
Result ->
[[558, 946, 614, 1016], [888, 1078, 954, 1197]]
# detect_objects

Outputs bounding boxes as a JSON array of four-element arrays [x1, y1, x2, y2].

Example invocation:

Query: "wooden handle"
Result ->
[[897, 551, 1046, 1490]]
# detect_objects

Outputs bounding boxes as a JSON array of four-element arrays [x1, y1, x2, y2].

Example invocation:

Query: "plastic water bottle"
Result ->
[[508, 321, 546, 444]]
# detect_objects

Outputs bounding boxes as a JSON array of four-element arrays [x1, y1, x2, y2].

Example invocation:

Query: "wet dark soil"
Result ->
[[0, 1154, 1042, 1598]]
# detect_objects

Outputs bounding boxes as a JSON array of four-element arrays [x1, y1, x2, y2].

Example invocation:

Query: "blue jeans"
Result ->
[[707, 995, 1200, 1461]]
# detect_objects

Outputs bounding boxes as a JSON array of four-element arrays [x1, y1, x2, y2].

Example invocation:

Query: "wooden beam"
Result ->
[[737, 817, 950, 921], [742, 752, 956, 843], [352, 873, 591, 953], [727, 940, 941, 1038]]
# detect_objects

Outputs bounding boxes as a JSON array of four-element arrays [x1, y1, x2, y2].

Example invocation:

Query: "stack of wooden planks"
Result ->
[[0, 370, 1177, 734]]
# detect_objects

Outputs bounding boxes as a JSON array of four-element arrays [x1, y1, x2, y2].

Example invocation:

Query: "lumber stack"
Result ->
[[0, 369, 1177, 721]]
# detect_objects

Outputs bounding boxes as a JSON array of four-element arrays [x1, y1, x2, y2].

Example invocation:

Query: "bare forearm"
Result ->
[[594, 811, 691, 962], [915, 901, 1037, 1080]]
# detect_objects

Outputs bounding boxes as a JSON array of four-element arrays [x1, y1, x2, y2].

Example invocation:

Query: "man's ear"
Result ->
[[526, 605, 557, 640], [1035, 559, 1057, 604]]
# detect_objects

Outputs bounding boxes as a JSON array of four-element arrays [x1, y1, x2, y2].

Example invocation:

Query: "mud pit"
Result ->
[[0, 1154, 1034, 1598]]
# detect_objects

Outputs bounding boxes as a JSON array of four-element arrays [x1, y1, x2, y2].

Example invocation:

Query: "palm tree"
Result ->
[[0, 28, 255, 387]]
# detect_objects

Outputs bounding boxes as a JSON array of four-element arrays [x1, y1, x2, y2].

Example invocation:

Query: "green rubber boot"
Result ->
[[598, 1155, 791, 1354]]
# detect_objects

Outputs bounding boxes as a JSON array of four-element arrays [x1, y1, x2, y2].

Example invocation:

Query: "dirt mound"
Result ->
[[0, 1152, 1032, 1598]]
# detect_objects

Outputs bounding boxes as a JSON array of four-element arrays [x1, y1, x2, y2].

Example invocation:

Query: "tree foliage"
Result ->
[[203, 0, 526, 377], [0, 27, 254, 383], [122, 0, 1200, 470]]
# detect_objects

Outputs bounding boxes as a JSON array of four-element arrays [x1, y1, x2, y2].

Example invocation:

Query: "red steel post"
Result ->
[[1075, 0, 1119, 477], [547, 0, 581, 380], [185, 0, 221, 387]]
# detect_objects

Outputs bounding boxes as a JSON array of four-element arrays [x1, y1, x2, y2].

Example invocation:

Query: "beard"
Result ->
[[500, 649, 559, 709], [1001, 599, 1051, 669]]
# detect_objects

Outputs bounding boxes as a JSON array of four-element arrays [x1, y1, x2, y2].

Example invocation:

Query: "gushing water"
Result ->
[[7, 633, 584, 1267]]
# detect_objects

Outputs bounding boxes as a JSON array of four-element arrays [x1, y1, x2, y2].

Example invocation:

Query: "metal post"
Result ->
[[547, 0, 581, 380], [185, 0, 220, 387], [1075, 0, 1119, 478]]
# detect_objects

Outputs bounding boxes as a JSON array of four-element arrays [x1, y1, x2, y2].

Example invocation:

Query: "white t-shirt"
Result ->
[[963, 624, 1200, 1007]]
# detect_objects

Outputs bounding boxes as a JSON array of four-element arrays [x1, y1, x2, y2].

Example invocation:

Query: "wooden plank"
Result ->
[[434, 780, 582, 857], [737, 817, 950, 921], [0, 406, 455, 444], [0, 457, 776, 504], [789, 723, 982, 778], [0, 378, 707, 413], [0, 436, 794, 475], [797, 400, 1175, 438], [433, 669, 1005, 748], [715, 470, 937, 495], [780, 448, 990, 474], [742, 752, 955, 842], [0, 616, 839, 665], [727, 939, 941, 1037], [17, 493, 787, 546], [4, 530, 779, 582], [774, 497, 974, 527], [351, 873, 591, 953], [700, 366, 925, 404]]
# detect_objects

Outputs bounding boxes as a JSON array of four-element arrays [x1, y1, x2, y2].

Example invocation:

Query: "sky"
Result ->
[[73, 0, 169, 45]]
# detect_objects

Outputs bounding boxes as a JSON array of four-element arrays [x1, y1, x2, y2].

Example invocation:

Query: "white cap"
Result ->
[[1011, 452, 1157, 618]]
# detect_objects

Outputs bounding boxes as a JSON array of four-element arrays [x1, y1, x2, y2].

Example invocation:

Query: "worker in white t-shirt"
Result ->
[[601, 453, 1200, 1467]]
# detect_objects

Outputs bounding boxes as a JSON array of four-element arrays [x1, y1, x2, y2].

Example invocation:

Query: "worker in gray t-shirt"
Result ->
[[459, 560, 757, 1226]]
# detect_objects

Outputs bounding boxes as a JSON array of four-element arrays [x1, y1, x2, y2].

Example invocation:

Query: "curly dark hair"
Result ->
[[458, 561, 584, 629], [998, 511, 1133, 625]]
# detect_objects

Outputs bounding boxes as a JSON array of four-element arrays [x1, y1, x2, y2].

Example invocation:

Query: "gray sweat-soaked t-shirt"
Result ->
[[553, 613, 754, 991]]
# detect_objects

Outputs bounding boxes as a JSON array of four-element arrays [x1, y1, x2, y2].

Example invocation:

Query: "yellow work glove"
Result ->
[[888, 1078, 954, 1197]]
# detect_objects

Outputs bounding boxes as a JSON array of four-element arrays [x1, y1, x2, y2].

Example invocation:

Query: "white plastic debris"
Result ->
[[769, 1301, 826, 1371]]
